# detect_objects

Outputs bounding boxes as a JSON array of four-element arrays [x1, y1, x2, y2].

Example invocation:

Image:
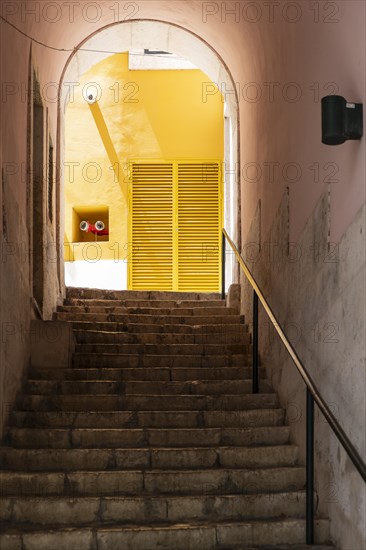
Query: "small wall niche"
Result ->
[[72, 206, 109, 242]]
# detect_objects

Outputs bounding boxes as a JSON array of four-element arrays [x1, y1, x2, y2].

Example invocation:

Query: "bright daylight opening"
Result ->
[[61, 21, 239, 292]]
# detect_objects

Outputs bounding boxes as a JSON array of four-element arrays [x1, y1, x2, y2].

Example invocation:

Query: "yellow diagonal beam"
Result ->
[[88, 102, 128, 202]]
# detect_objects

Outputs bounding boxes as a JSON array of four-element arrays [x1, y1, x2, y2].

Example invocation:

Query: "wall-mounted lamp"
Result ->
[[82, 85, 99, 104], [322, 95, 363, 145]]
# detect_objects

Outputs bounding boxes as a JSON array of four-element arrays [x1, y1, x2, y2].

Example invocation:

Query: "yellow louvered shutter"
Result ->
[[177, 163, 221, 291], [129, 163, 173, 290], [129, 160, 222, 291]]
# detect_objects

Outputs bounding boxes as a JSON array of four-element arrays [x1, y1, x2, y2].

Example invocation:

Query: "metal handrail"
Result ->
[[222, 228, 366, 543]]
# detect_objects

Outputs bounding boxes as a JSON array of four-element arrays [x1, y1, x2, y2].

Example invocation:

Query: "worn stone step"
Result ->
[[74, 343, 250, 356], [0, 491, 307, 526], [58, 306, 238, 318], [0, 519, 332, 550], [20, 393, 279, 412], [0, 444, 298, 471], [66, 288, 221, 301], [71, 321, 247, 334], [55, 312, 243, 325], [175, 367, 267, 382], [28, 366, 265, 382], [0, 519, 332, 549], [29, 367, 171, 381], [0, 466, 306, 496], [72, 353, 251, 369], [73, 330, 250, 345], [25, 379, 272, 396], [10, 408, 285, 429], [64, 298, 226, 309], [55, 312, 244, 325], [235, 547, 335, 550], [0, 284, 336, 549], [5, 426, 291, 449]]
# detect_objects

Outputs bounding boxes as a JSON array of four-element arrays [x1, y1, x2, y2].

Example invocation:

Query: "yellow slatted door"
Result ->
[[177, 162, 222, 292], [129, 163, 174, 290]]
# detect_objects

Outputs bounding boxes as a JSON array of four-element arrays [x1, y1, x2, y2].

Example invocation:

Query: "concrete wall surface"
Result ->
[[239, 192, 365, 549]]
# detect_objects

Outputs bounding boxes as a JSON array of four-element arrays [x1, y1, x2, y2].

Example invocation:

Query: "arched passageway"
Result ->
[[59, 20, 240, 291], [0, 4, 364, 548]]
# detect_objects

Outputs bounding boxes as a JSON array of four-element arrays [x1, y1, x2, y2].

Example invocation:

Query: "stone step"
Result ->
[[25, 379, 272, 396], [235, 547, 335, 550], [73, 330, 250, 345], [62, 299, 226, 310], [66, 288, 221, 301], [20, 393, 279, 412], [0, 286, 336, 549], [234, 547, 335, 550], [58, 306, 238, 318], [72, 353, 251, 369], [28, 366, 265, 382], [10, 408, 286, 429], [0, 519, 332, 550], [5, 427, 291, 449], [0, 466, 306, 496], [71, 321, 247, 334], [0, 492, 308, 526], [74, 343, 250, 356], [55, 312, 244, 325], [57, 301, 229, 317], [0, 444, 298, 470]]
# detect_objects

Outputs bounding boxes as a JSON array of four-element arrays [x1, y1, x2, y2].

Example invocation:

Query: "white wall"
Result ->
[[65, 260, 127, 290]]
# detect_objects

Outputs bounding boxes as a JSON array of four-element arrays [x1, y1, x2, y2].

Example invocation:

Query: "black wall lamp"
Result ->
[[321, 95, 363, 145]]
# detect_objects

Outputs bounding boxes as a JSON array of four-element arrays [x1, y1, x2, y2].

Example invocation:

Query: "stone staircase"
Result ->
[[0, 288, 334, 549]]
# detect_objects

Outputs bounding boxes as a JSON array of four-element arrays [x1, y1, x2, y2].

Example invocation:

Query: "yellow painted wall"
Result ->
[[64, 52, 224, 261]]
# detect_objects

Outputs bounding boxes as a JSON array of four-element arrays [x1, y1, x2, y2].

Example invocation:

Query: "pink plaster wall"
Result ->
[[286, 1, 365, 242], [0, 2, 365, 547], [3, 1, 363, 246]]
